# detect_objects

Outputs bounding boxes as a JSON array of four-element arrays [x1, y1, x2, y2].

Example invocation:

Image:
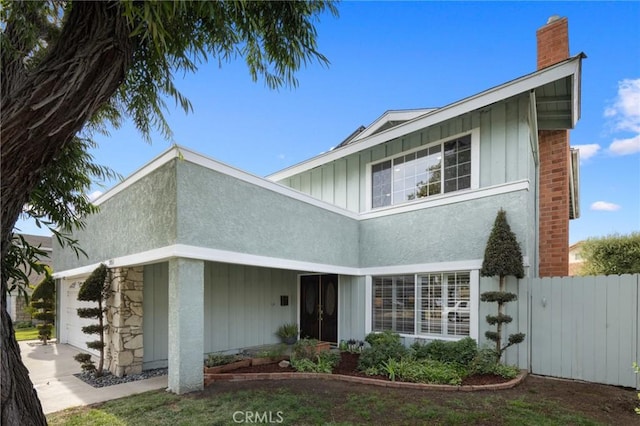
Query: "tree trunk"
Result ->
[[1, 2, 134, 424], [496, 275, 505, 357]]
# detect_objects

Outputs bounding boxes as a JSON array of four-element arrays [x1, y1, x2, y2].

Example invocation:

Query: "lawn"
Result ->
[[14, 326, 55, 341], [47, 376, 638, 425]]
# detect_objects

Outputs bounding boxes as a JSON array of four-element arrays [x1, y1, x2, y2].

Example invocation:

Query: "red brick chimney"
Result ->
[[537, 16, 570, 277]]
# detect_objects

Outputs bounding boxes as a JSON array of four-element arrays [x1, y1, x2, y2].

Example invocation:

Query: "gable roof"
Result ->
[[268, 53, 585, 182]]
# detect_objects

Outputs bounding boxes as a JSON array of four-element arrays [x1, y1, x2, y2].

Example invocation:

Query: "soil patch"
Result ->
[[216, 352, 512, 385]]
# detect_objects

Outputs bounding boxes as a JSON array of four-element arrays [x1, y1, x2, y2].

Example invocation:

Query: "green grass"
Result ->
[[14, 326, 55, 341], [47, 382, 610, 426]]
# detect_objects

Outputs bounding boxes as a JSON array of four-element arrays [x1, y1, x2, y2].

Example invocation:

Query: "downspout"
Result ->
[[528, 89, 540, 374]]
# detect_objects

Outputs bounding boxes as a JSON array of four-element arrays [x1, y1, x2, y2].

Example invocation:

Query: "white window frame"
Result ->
[[366, 269, 479, 342], [366, 128, 480, 212]]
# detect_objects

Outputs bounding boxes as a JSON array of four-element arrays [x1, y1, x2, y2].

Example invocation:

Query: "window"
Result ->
[[371, 134, 472, 209], [372, 276, 415, 334], [372, 272, 470, 338]]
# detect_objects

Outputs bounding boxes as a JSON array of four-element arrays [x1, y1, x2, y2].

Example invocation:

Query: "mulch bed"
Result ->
[[223, 352, 511, 386]]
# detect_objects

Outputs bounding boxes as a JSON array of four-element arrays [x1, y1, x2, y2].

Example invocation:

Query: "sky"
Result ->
[[16, 1, 640, 245]]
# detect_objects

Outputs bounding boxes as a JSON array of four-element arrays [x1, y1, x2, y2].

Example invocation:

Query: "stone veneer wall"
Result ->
[[106, 266, 144, 377]]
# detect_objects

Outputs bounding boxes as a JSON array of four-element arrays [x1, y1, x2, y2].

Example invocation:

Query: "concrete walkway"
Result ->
[[20, 341, 168, 414]]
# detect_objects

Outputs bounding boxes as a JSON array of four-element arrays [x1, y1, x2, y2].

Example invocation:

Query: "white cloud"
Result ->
[[605, 78, 640, 133], [604, 78, 640, 157], [590, 201, 621, 212], [277, 154, 286, 160], [609, 134, 640, 156], [571, 144, 600, 161], [87, 190, 103, 202]]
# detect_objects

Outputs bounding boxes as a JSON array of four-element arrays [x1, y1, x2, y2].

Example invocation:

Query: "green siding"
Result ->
[[143, 263, 169, 369], [338, 275, 367, 341], [277, 94, 534, 215], [203, 262, 300, 353]]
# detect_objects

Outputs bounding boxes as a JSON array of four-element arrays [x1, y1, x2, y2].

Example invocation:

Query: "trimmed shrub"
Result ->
[[358, 331, 408, 372], [411, 337, 477, 367], [30, 270, 55, 345]]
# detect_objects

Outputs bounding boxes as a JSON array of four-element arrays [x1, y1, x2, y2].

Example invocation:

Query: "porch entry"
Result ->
[[299, 274, 338, 343]]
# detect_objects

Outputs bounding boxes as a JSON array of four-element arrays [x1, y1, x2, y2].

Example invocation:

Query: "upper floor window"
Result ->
[[371, 134, 472, 209]]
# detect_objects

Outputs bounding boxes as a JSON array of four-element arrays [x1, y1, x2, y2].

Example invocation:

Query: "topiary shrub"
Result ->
[[480, 209, 525, 362], [75, 264, 110, 376], [30, 268, 55, 345]]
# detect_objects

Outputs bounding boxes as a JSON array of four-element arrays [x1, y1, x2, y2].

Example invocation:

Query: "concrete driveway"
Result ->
[[20, 340, 168, 414]]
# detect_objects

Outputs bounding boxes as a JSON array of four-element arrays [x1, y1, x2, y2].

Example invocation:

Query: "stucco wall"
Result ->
[[359, 190, 530, 268], [175, 161, 360, 268], [54, 162, 178, 271]]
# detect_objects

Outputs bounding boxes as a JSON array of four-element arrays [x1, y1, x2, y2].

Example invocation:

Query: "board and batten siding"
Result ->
[[203, 262, 300, 354], [143, 263, 169, 369], [338, 275, 367, 341], [278, 95, 532, 214], [529, 274, 640, 389]]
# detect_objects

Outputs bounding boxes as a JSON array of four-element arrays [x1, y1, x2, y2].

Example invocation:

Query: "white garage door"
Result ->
[[60, 277, 99, 356]]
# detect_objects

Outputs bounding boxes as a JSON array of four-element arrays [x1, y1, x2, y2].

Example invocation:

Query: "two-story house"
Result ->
[[54, 16, 583, 394]]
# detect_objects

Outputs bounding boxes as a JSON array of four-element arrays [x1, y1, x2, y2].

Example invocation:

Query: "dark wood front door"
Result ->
[[299, 274, 338, 343]]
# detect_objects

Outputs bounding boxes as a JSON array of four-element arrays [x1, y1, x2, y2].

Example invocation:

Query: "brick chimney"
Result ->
[[537, 16, 570, 277]]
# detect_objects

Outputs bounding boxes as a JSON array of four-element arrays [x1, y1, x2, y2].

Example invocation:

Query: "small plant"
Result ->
[[74, 353, 95, 373], [291, 351, 338, 373], [276, 322, 299, 344], [347, 339, 365, 353], [469, 347, 518, 379], [292, 338, 320, 361], [381, 358, 462, 385], [205, 353, 241, 367], [338, 340, 348, 351], [255, 344, 286, 359]]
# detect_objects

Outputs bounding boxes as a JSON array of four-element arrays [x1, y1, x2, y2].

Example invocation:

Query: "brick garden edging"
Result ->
[[204, 367, 528, 391]]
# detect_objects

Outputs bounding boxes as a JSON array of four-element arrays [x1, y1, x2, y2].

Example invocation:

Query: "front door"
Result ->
[[299, 274, 338, 343]]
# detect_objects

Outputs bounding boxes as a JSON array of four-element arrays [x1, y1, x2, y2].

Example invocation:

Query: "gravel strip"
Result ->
[[74, 368, 167, 388]]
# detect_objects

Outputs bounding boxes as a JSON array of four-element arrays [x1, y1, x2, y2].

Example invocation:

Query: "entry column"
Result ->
[[168, 258, 204, 394]]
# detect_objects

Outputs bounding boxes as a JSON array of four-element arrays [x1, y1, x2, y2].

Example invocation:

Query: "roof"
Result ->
[[18, 234, 52, 251], [268, 53, 585, 182]]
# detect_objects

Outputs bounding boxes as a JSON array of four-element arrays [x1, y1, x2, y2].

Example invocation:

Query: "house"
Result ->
[[53, 16, 583, 394], [7, 234, 53, 323], [568, 241, 585, 275]]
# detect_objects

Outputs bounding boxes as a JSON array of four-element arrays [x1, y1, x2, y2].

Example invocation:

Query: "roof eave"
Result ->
[[267, 53, 586, 182]]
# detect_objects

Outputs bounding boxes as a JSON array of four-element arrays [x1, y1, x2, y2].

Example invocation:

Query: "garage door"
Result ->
[[60, 277, 99, 355]]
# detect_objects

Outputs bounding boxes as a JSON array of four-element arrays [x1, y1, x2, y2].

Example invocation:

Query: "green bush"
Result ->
[[205, 353, 241, 367], [291, 351, 339, 373], [364, 330, 401, 347], [381, 358, 462, 385], [292, 338, 320, 361], [411, 337, 477, 367], [358, 331, 408, 372], [469, 347, 518, 378]]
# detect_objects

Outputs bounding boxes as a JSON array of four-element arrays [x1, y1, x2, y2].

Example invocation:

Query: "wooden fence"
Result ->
[[528, 274, 639, 389]]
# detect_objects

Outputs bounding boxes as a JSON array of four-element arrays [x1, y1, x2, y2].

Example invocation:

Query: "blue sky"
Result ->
[[17, 1, 640, 244]]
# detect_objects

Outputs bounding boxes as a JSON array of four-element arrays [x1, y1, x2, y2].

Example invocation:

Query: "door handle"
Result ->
[[318, 304, 323, 322]]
